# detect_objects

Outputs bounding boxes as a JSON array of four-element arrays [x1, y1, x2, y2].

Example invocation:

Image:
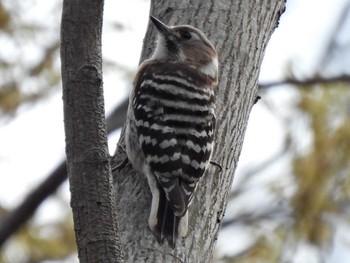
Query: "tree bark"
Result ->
[[60, 0, 123, 262], [112, 0, 286, 262]]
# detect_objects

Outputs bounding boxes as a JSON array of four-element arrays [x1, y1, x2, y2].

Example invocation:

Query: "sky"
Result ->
[[0, 0, 350, 262]]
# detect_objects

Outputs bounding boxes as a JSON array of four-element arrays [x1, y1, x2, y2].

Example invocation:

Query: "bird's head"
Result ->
[[150, 16, 218, 80]]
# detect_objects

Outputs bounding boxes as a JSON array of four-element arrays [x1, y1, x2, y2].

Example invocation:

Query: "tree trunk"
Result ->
[[60, 0, 123, 262], [113, 0, 286, 262]]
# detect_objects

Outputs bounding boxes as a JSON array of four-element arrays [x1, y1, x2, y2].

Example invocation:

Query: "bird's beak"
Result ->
[[150, 16, 171, 36]]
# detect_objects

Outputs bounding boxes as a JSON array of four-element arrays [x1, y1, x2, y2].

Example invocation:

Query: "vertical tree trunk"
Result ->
[[113, 0, 286, 262], [60, 0, 123, 262]]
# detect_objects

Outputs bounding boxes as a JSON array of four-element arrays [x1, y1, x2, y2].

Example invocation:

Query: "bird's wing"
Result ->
[[133, 61, 215, 216]]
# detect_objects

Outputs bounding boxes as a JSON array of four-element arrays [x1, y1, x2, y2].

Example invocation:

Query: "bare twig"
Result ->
[[220, 205, 290, 229], [259, 75, 350, 89]]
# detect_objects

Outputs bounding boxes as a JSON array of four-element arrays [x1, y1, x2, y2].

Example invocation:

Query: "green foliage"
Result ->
[[291, 84, 350, 246], [221, 232, 286, 263], [0, 0, 61, 118], [0, 1, 10, 30]]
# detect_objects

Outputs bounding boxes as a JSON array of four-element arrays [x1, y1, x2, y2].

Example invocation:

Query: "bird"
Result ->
[[125, 15, 219, 248]]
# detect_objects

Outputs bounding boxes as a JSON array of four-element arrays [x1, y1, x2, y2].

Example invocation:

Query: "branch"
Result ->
[[0, 162, 66, 247], [220, 205, 290, 229], [259, 75, 350, 89], [61, 0, 123, 259], [106, 98, 128, 134], [0, 98, 128, 248]]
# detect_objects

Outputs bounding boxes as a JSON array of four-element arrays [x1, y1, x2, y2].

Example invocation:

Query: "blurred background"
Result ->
[[0, 0, 350, 262]]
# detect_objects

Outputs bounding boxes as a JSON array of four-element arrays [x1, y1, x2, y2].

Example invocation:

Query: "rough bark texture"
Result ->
[[60, 0, 123, 262], [113, 0, 286, 262]]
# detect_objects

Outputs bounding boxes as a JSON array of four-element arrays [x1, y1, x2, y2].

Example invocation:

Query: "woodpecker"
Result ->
[[125, 16, 219, 247]]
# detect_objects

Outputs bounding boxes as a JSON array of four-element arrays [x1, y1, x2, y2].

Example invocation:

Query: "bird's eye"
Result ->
[[180, 31, 192, 40]]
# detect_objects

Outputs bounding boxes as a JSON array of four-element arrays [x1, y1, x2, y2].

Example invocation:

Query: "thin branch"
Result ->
[[317, 2, 350, 71], [220, 205, 291, 229], [259, 75, 350, 89], [0, 162, 66, 247], [106, 98, 128, 134]]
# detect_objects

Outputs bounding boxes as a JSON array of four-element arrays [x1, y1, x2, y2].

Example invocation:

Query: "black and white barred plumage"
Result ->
[[125, 16, 219, 247]]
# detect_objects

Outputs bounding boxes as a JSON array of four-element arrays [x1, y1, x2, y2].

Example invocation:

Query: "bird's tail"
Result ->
[[149, 187, 188, 248]]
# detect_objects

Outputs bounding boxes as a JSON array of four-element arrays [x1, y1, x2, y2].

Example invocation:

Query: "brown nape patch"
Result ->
[[183, 45, 213, 65]]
